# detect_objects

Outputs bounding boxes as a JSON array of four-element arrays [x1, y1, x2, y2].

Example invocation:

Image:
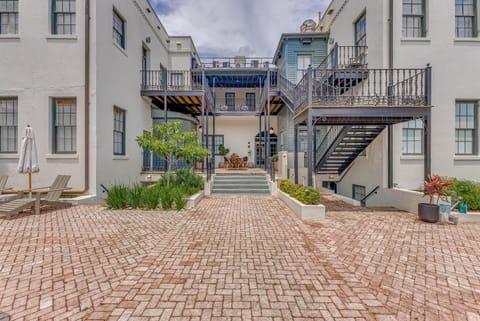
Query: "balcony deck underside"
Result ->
[[294, 105, 432, 126], [143, 90, 284, 116]]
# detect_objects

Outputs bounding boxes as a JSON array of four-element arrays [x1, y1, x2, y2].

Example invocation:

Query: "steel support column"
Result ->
[[211, 78, 216, 163], [294, 124, 299, 184], [259, 112, 262, 168], [164, 91, 168, 172], [266, 68, 271, 171], [388, 125, 394, 188], [424, 64, 432, 180], [424, 110, 431, 180], [264, 109, 268, 170], [307, 111, 314, 187]]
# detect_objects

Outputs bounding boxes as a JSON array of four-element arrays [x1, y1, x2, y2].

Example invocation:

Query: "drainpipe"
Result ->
[[84, 0, 90, 193], [387, 0, 394, 189]]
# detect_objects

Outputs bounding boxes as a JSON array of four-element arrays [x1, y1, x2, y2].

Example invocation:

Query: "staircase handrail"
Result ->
[[315, 125, 345, 165], [360, 185, 380, 207]]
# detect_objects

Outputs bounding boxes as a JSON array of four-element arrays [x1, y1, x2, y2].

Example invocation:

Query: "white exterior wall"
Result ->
[[0, 0, 86, 191], [0, 0, 199, 196], [318, 0, 480, 201], [207, 116, 278, 167], [393, 0, 480, 188], [93, 0, 174, 194]]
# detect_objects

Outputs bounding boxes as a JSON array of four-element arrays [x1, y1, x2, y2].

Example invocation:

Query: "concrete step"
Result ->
[[211, 174, 270, 195], [211, 188, 271, 195]]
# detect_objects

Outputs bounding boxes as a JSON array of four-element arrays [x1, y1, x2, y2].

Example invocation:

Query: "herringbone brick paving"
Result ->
[[310, 194, 480, 321], [0, 206, 183, 320], [0, 194, 479, 320]]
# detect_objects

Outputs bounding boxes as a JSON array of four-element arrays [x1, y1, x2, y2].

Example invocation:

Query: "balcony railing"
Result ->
[[142, 70, 203, 91], [323, 44, 368, 69], [294, 66, 429, 113], [201, 56, 273, 69]]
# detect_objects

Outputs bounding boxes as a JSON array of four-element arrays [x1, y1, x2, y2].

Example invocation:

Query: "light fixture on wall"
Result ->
[[269, 127, 275, 135], [145, 36, 151, 43]]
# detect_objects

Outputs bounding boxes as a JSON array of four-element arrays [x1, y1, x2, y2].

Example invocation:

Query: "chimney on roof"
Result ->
[[318, 11, 322, 25]]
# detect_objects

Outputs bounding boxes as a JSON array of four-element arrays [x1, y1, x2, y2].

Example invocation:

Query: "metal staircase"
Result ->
[[315, 125, 386, 174]]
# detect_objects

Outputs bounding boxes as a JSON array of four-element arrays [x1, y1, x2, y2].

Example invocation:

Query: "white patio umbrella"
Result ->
[[17, 125, 40, 197]]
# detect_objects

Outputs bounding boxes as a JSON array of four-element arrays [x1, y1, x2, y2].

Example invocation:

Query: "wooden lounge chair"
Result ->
[[0, 198, 36, 219], [0, 175, 71, 219], [32, 175, 72, 214]]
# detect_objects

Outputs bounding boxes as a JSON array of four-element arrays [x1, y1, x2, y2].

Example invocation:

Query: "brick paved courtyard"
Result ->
[[0, 195, 479, 321]]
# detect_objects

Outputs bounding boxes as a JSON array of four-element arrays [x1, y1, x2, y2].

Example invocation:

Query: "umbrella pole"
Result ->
[[29, 172, 32, 199]]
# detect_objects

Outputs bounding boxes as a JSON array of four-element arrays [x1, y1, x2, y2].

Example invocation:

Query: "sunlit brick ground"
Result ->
[[1, 195, 479, 321]]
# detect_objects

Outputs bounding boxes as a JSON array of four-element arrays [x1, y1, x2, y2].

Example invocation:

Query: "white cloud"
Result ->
[[151, 0, 329, 57]]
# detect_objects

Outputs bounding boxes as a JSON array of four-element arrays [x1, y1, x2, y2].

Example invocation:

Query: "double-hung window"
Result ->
[[52, 0, 76, 35], [455, 101, 477, 155], [113, 107, 126, 155], [53, 98, 76, 153], [402, 0, 426, 37], [355, 13, 367, 47], [456, 0, 478, 37], [225, 92, 235, 109], [0, 0, 18, 34], [113, 10, 125, 49], [246, 93, 255, 111], [402, 119, 424, 155], [0, 97, 17, 153]]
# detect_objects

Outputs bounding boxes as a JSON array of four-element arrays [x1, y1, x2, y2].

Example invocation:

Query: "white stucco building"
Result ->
[[0, 0, 199, 197], [313, 0, 480, 205], [1, 0, 479, 207]]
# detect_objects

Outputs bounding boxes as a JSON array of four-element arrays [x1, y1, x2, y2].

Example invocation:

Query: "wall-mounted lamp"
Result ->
[[145, 36, 151, 43]]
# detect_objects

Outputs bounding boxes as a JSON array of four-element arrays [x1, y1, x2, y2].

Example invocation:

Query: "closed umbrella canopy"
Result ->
[[17, 125, 39, 194]]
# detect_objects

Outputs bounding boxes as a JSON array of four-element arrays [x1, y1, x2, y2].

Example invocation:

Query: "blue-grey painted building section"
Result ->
[[273, 33, 329, 152]]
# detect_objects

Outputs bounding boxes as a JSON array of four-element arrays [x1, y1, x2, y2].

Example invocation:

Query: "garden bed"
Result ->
[[185, 191, 204, 209], [278, 190, 325, 222]]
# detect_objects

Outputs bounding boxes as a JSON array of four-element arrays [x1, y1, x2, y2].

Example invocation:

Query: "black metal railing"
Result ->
[[206, 157, 214, 182], [315, 126, 345, 167], [322, 43, 368, 69], [201, 56, 273, 69], [142, 150, 191, 172], [294, 67, 429, 113], [267, 157, 275, 183], [142, 69, 204, 91], [360, 185, 380, 207]]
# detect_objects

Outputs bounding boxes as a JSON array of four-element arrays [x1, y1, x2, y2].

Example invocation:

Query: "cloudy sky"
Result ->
[[150, 0, 329, 57]]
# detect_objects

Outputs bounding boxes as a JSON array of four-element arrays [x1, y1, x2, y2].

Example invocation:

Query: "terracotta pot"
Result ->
[[418, 203, 439, 223]]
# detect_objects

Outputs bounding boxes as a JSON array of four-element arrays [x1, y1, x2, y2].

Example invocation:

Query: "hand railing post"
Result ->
[[307, 66, 313, 107]]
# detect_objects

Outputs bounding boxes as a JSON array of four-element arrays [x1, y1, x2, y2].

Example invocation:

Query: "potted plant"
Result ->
[[218, 144, 230, 168], [419, 174, 452, 223], [272, 154, 279, 171]]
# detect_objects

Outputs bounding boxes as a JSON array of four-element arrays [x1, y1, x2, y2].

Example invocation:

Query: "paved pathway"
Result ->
[[0, 195, 479, 321]]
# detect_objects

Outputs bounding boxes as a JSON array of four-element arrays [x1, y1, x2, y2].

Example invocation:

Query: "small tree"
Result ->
[[136, 121, 209, 186]]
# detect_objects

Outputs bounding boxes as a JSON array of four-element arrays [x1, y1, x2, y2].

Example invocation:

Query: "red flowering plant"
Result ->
[[423, 174, 452, 205]]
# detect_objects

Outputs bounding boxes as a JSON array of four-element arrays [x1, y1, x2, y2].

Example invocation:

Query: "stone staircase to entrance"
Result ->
[[211, 174, 270, 195]]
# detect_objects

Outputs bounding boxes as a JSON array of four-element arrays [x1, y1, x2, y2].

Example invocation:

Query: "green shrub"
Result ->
[[292, 186, 321, 205], [139, 185, 161, 209], [279, 179, 301, 196], [159, 187, 174, 210], [447, 178, 480, 210], [279, 179, 321, 205], [172, 187, 188, 210], [126, 183, 144, 208], [105, 185, 129, 209]]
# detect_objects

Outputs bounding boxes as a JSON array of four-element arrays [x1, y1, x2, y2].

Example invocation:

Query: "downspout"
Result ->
[[387, 0, 394, 189], [83, 0, 90, 193]]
